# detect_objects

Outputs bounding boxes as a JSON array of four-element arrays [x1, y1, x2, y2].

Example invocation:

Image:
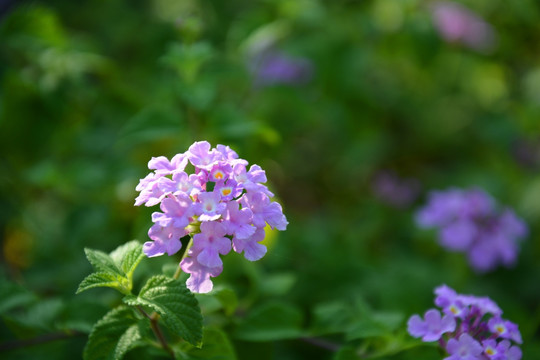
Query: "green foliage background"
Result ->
[[1, 0, 540, 359]]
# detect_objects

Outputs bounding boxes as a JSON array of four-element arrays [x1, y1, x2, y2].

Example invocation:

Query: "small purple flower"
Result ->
[[233, 163, 273, 196], [233, 227, 267, 261], [188, 141, 220, 170], [458, 294, 502, 317], [180, 247, 223, 293], [148, 154, 188, 175], [151, 194, 193, 229], [499, 340, 522, 360], [224, 201, 256, 240], [488, 318, 522, 344], [135, 172, 165, 207], [143, 223, 187, 257], [431, 1, 496, 53], [191, 221, 231, 268], [242, 192, 288, 230], [444, 333, 483, 360], [158, 171, 202, 196], [209, 163, 233, 183], [193, 191, 227, 221], [215, 179, 241, 201], [407, 309, 456, 342]]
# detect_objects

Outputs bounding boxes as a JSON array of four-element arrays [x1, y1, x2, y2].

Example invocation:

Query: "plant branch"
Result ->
[[300, 336, 341, 352]]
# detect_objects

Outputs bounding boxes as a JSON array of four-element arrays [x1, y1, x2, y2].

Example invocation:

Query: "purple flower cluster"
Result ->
[[135, 141, 288, 293], [416, 188, 527, 272], [430, 1, 496, 53], [408, 285, 522, 360]]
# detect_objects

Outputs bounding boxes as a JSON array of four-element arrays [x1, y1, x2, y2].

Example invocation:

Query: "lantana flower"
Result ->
[[408, 285, 522, 360], [135, 141, 288, 293], [415, 187, 527, 272]]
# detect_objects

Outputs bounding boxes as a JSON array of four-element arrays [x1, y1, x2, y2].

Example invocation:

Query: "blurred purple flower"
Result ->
[[249, 50, 313, 87], [431, 1, 496, 52], [416, 188, 527, 272], [444, 333, 483, 360], [371, 171, 421, 208]]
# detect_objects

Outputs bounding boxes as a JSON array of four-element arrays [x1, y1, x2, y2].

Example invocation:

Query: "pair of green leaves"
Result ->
[[77, 241, 145, 296], [77, 241, 203, 360]]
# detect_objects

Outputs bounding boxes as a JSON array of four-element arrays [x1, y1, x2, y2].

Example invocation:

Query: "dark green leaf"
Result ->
[[333, 346, 360, 360], [123, 275, 203, 346], [196, 287, 238, 316], [179, 327, 237, 360], [233, 302, 304, 341], [0, 279, 37, 314], [84, 306, 144, 360]]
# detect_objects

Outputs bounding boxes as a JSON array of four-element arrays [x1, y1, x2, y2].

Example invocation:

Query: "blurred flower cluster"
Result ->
[[371, 170, 421, 208], [248, 49, 313, 87], [431, 1, 496, 52], [416, 188, 527, 272], [408, 284, 522, 360], [135, 141, 288, 293]]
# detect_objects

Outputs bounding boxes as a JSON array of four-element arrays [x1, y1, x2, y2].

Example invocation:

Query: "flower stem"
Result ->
[[136, 306, 175, 359], [173, 237, 194, 280]]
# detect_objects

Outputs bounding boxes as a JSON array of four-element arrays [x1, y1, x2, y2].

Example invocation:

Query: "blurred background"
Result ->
[[1, 0, 540, 359]]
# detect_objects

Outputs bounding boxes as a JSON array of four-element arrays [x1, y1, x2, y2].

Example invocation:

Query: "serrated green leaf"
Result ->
[[110, 240, 144, 278], [233, 302, 304, 341], [123, 275, 202, 346], [179, 327, 237, 360], [77, 272, 126, 294], [84, 248, 123, 276], [84, 306, 145, 360]]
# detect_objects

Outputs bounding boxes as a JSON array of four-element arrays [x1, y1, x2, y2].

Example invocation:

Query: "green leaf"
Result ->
[[84, 306, 144, 360], [310, 301, 357, 336], [259, 273, 296, 296], [110, 240, 145, 279], [333, 346, 361, 360], [84, 248, 123, 276], [123, 275, 203, 346], [233, 302, 304, 341], [196, 287, 238, 316], [77, 272, 126, 294], [179, 327, 237, 360], [345, 311, 404, 341], [78, 242, 144, 295], [0, 279, 37, 314], [213, 288, 238, 317]]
